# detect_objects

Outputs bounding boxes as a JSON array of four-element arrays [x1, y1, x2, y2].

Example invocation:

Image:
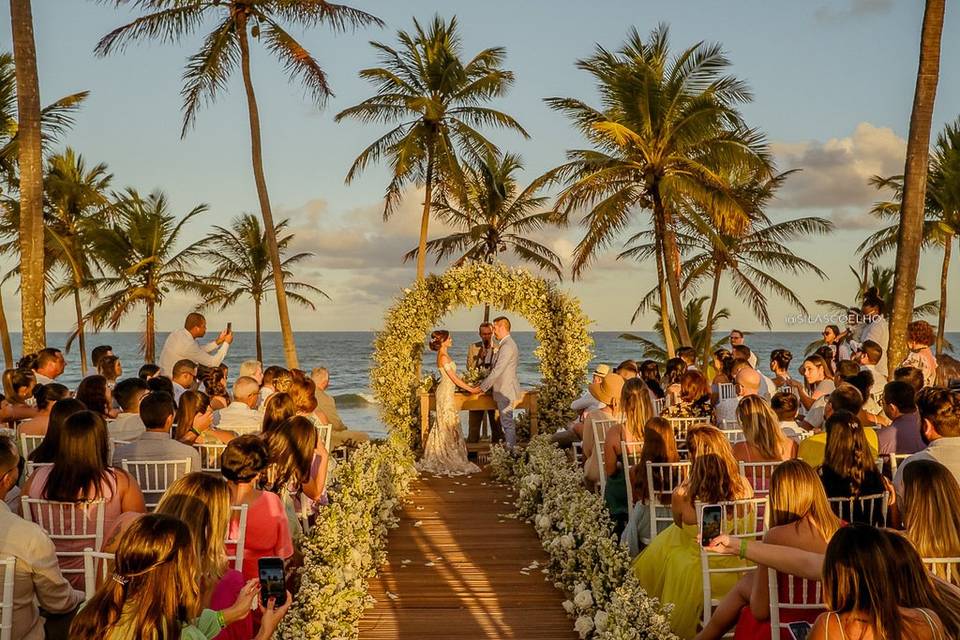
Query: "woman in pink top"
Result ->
[[221, 435, 294, 582], [17, 383, 71, 436], [23, 410, 145, 587]]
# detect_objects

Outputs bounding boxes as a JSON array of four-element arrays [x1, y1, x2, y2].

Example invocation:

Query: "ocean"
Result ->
[[22, 330, 960, 440]]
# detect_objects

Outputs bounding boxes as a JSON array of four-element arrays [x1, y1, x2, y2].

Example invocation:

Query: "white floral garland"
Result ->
[[490, 437, 677, 640], [278, 432, 417, 639], [371, 262, 593, 444]]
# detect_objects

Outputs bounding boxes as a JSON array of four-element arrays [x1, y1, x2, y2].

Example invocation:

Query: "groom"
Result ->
[[480, 316, 521, 448]]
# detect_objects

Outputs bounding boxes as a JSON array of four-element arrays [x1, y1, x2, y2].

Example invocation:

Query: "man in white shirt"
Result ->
[[214, 376, 263, 435], [109, 377, 149, 441], [716, 366, 761, 425], [31, 348, 65, 385], [158, 312, 232, 376], [0, 435, 83, 640], [894, 387, 960, 497], [239, 360, 264, 385], [171, 359, 198, 404]]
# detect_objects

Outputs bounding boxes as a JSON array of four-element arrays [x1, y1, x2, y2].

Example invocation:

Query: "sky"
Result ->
[[1, 0, 959, 334]]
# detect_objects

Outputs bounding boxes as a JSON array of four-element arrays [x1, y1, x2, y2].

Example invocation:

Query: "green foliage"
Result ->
[[816, 265, 938, 318], [621, 296, 729, 361]]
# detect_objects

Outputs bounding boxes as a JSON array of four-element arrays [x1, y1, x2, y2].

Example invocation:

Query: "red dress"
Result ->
[[733, 573, 822, 640]]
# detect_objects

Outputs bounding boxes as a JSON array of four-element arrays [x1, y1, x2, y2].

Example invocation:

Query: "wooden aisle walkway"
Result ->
[[359, 470, 577, 640]]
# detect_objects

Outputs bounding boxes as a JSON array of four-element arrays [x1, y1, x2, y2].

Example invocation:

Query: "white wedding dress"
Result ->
[[417, 361, 480, 476]]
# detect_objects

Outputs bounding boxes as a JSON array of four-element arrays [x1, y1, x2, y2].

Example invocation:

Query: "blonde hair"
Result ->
[[768, 459, 842, 543], [686, 426, 750, 504], [736, 395, 788, 460], [902, 460, 960, 586], [155, 472, 229, 585], [620, 378, 653, 442]]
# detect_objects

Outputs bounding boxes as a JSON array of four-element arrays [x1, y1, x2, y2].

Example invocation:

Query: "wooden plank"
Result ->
[[358, 471, 576, 640]]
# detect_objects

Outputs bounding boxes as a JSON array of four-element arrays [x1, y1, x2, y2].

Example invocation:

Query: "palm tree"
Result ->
[[406, 151, 563, 320], [859, 120, 960, 355], [545, 25, 772, 355], [201, 213, 327, 362], [621, 296, 729, 362], [44, 148, 113, 375], [95, 1, 382, 370], [85, 189, 214, 362], [888, 0, 947, 373], [336, 15, 529, 281], [816, 265, 938, 318]]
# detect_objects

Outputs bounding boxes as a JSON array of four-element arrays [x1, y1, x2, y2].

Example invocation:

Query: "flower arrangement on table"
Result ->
[[460, 366, 488, 390], [490, 437, 676, 640]]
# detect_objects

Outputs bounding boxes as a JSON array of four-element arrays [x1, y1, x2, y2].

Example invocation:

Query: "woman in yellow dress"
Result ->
[[632, 426, 755, 638]]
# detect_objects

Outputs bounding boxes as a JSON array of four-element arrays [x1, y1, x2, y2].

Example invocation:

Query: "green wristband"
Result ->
[[216, 611, 226, 629], [738, 538, 748, 560]]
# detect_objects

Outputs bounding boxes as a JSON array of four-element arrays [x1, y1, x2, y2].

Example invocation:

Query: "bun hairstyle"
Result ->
[[429, 330, 450, 352]]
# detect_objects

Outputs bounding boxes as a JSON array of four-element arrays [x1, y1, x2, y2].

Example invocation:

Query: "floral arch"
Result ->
[[371, 262, 594, 444]]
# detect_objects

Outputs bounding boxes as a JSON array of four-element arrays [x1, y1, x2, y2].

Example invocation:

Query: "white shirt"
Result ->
[[259, 386, 275, 407], [158, 328, 230, 376], [571, 390, 603, 414], [33, 372, 54, 385], [108, 412, 146, 442], [759, 373, 777, 400], [894, 436, 960, 498], [215, 401, 263, 435], [857, 317, 889, 373]]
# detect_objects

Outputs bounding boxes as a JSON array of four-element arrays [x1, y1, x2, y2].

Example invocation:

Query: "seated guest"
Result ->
[[215, 376, 263, 435], [108, 377, 149, 442], [711, 349, 734, 386], [901, 320, 938, 387], [733, 395, 797, 464], [175, 390, 235, 444], [31, 347, 64, 385], [288, 372, 329, 426], [89, 345, 113, 376], [602, 379, 651, 534], [769, 348, 793, 388], [715, 363, 759, 425], [97, 355, 122, 390], [621, 417, 681, 558], [614, 359, 639, 380], [27, 398, 87, 464], [771, 391, 806, 442], [894, 387, 960, 496], [75, 375, 115, 420], [900, 460, 960, 586], [1, 368, 38, 423], [70, 513, 289, 640], [137, 363, 160, 380], [311, 367, 370, 447], [239, 359, 264, 385], [222, 435, 294, 582], [639, 360, 665, 401], [798, 384, 879, 467], [261, 392, 297, 434], [146, 374, 174, 397], [24, 411, 146, 586], [843, 370, 891, 436], [663, 357, 686, 401], [632, 426, 753, 638], [171, 359, 198, 404], [733, 344, 776, 398], [818, 410, 892, 526], [676, 346, 697, 371], [855, 339, 887, 396], [883, 380, 924, 454], [577, 373, 625, 487], [565, 365, 609, 439], [17, 383, 70, 436], [663, 370, 711, 418], [787, 355, 836, 429], [894, 365, 925, 394], [112, 391, 201, 473], [259, 365, 287, 404], [261, 416, 325, 534], [198, 364, 230, 410], [0, 434, 84, 640]]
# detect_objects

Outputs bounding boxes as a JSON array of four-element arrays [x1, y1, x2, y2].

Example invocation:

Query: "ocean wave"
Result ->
[[334, 392, 379, 407]]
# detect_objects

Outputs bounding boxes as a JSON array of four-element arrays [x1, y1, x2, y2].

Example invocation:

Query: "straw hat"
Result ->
[[588, 372, 625, 405], [593, 363, 611, 378]]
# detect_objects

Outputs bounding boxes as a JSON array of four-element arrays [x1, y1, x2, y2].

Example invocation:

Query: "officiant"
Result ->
[[466, 322, 503, 443]]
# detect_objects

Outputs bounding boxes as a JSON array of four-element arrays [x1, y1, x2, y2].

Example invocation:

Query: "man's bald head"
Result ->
[[735, 366, 762, 397]]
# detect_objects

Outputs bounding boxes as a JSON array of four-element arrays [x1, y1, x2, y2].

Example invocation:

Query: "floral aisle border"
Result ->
[[371, 262, 593, 443], [490, 437, 677, 640], [278, 433, 416, 639]]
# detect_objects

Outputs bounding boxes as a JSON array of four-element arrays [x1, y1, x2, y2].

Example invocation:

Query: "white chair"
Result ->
[[644, 461, 691, 544], [18, 433, 43, 459], [653, 397, 667, 416], [889, 453, 911, 475], [620, 442, 644, 511], [571, 442, 584, 466], [121, 459, 192, 510], [923, 557, 960, 586], [719, 419, 739, 431], [24, 461, 51, 477], [0, 557, 14, 640], [194, 442, 227, 473], [720, 429, 745, 445], [738, 460, 784, 497], [21, 497, 105, 582], [767, 568, 824, 634], [225, 503, 248, 572], [828, 493, 888, 526], [699, 498, 768, 630], [82, 549, 114, 601], [316, 423, 333, 452], [592, 419, 620, 495], [717, 383, 736, 401], [777, 385, 794, 396], [667, 416, 710, 451]]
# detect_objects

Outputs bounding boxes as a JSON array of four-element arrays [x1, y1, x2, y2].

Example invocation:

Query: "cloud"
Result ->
[[814, 0, 893, 23], [772, 122, 906, 230]]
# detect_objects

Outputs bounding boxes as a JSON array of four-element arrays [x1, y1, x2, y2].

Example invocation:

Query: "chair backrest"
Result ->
[[620, 441, 645, 511], [653, 397, 667, 417], [24, 461, 51, 477], [922, 556, 960, 587], [667, 416, 710, 451], [20, 497, 105, 580], [720, 428, 745, 445], [644, 461, 691, 543], [18, 433, 43, 459], [777, 385, 794, 396], [592, 420, 620, 494], [718, 383, 737, 401], [315, 423, 333, 452], [738, 460, 784, 497], [571, 442, 584, 466], [767, 568, 825, 634], [225, 503, 248, 572], [889, 453, 911, 475], [194, 442, 227, 473], [827, 493, 888, 527], [82, 549, 115, 601], [0, 557, 14, 640], [121, 459, 192, 511], [699, 499, 768, 629]]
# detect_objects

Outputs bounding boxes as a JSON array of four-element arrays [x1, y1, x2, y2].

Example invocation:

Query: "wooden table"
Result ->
[[418, 390, 539, 443]]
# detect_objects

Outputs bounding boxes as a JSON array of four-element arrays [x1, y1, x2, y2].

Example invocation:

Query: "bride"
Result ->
[[418, 330, 482, 476]]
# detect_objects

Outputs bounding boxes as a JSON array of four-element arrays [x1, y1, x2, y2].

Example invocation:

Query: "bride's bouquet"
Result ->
[[461, 366, 487, 388]]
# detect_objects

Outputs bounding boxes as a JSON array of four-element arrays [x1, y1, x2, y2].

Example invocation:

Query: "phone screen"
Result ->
[[700, 505, 723, 547], [258, 557, 286, 607], [788, 621, 813, 640]]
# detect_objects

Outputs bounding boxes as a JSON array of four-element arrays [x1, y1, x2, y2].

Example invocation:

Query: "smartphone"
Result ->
[[700, 504, 723, 548], [257, 557, 286, 607], [226, 322, 233, 333], [788, 621, 813, 640]]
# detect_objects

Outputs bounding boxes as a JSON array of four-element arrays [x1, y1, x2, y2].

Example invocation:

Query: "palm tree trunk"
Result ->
[[483, 304, 490, 323], [888, 0, 946, 375], [73, 287, 87, 376], [145, 299, 156, 363], [10, 0, 46, 354], [255, 298, 263, 363], [936, 233, 952, 355], [702, 265, 722, 370], [416, 154, 434, 280], [237, 13, 298, 368], [0, 286, 13, 368], [652, 212, 675, 358], [652, 187, 692, 348]]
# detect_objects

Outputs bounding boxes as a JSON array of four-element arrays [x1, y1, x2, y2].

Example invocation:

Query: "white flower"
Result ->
[[574, 615, 594, 639], [560, 534, 576, 550], [535, 514, 551, 530], [593, 610, 608, 633], [574, 589, 593, 610], [562, 599, 575, 614]]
